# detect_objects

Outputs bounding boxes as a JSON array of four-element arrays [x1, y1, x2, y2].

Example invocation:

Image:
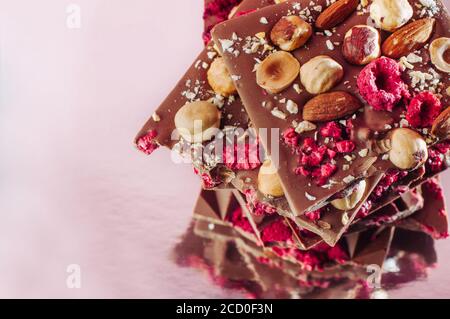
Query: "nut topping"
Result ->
[[382, 18, 436, 59], [256, 51, 300, 94], [315, 0, 359, 30], [331, 179, 367, 211], [342, 25, 381, 65], [388, 128, 428, 170], [174, 101, 221, 143], [258, 159, 285, 197], [429, 37, 450, 73], [300, 55, 344, 94], [270, 16, 312, 51], [370, 0, 413, 32], [432, 107, 450, 139], [207, 57, 237, 97], [303, 91, 362, 122]]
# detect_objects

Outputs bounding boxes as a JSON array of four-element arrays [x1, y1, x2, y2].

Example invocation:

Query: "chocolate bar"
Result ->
[[212, 0, 450, 243]]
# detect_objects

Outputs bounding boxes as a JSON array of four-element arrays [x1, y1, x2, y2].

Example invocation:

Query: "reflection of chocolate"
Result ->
[[173, 219, 438, 298]]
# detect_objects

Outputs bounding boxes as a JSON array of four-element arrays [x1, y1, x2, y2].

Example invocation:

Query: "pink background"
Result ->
[[0, 0, 449, 298]]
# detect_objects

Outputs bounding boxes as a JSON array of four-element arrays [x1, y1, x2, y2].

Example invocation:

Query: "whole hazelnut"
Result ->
[[258, 160, 284, 197], [342, 25, 381, 65], [207, 57, 237, 97], [388, 128, 428, 170], [331, 179, 367, 211], [429, 37, 450, 73], [174, 101, 221, 143], [256, 51, 300, 94], [370, 0, 413, 32], [270, 16, 312, 51], [300, 55, 344, 94]]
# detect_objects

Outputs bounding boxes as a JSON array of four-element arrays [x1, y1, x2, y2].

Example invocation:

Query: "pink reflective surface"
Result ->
[[0, 0, 449, 298]]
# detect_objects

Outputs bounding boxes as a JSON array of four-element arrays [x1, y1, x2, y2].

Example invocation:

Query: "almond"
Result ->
[[315, 0, 359, 30], [382, 18, 435, 59], [432, 107, 450, 139], [303, 91, 362, 122]]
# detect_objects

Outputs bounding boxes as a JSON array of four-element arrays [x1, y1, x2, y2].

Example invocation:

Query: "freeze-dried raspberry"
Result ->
[[227, 207, 254, 234], [300, 147, 326, 166], [320, 122, 342, 139], [335, 140, 355, 153], [202, 0, 242, 44], [136, 130, 159, 155], [293, 250, 322, 271], [327, 148, 337, 159], [294, 166, 311, 177], [301, 137, 317, 153], [305, 209, 321, 221], [427, 148, 445, 173], [406, 91, 442, 128], [356, 200, 372, 219], [357, 57, 410, 112], [283, 128, 300, 150], [325, 245, 348, 263], [312, 163, 337, 186], [193, 168, 219, 189], [422, 179, 444, 200], [223, 143, 262, 170], [261, 219, 292, 243]]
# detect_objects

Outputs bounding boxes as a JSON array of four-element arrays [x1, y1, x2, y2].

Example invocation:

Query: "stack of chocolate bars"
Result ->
[[136, 0, 450, 295]]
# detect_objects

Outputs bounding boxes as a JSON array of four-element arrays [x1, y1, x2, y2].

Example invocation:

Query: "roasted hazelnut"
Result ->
[[174, 101, 221, 143], [331, 179, 367, 211], [207, 57, 237, 97], [342, 25, 381, 65], [256, 51, 300, 94], [258, 160, 284, 197], [270, 16, 312, 51], [300, 55, 344, 94], [429, 37, 450, 73], [370, 0, 413, 32], [388, 128, 428, 170]]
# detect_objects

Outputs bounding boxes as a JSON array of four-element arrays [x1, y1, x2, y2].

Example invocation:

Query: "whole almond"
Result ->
[[303, 91, 362, 122], [315, 0, 359, 30], [432, 107, 450, 139], [382, 18, 436, 59]]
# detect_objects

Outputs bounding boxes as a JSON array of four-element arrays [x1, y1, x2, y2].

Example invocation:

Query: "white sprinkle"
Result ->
[[305, 192, 317, 201], [326, 40, 335, 50], [286, 100, 299, 114], [152, 112, 161, 122], [260, 17, 269, 24]]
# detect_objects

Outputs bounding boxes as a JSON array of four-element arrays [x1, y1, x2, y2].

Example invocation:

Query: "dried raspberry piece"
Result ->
[[406, 91, 442, 128], [283, 128, 300, 150], [305, 209, 321, 221], [223, 143, 262, 170], [300, 148, 325, 166], [136, 130, 159, 155], [335, 140, 355, 153], [203, 0, 242, 44], [356, 200, 372, 219], [227, 207, 254, 234], [326, 245, 348, 263], [422, 179, 444, 200], [312, 163, 337, 186], [301, 137, 317, 153], [294, 166, 311, 177], [357, 57, 410, 112], [293, 250, 322, 271], [427, 148, 445, 173], [261, 219, 292, 243], [193, 168, 219, 189], [320, 122, 342, 139]]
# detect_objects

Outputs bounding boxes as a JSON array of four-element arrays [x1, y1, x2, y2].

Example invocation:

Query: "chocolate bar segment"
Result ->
[[212, 0, 450, 222]]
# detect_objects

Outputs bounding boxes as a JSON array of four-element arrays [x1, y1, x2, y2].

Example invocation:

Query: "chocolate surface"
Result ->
[[212, 0, 450, 224]]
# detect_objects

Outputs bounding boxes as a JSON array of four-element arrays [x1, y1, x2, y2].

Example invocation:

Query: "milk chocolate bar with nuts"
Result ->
[[212, 0, 450, 237]]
